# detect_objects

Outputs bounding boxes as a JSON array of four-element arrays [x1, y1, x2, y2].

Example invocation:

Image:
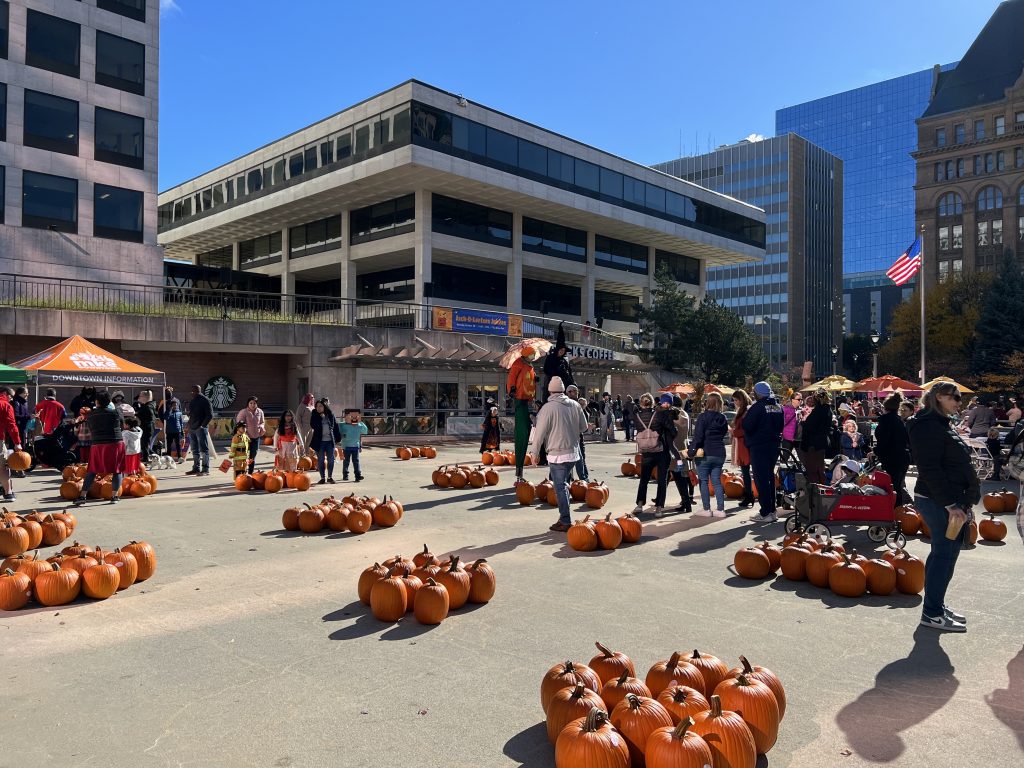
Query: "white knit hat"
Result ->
[[548, 376, 565, 393]]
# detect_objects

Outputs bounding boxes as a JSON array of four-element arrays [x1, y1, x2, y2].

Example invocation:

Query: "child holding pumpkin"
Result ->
[[228, 422, 250, 480]]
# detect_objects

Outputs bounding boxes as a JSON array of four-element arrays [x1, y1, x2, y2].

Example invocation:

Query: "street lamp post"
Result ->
[[870, 331, 881, 378], [831, 345, 838, 376]]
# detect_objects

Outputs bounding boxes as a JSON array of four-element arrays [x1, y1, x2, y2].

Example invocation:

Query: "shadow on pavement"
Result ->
[[767, 576, 923, 609], [502, 721, 551, 768], [836, 626, 959, 762], [324, 600, 484, 642], [402, 486, 510, 512], [985, 645, 1024, 751], [434, 532, 562, 563], [723, 574, 775, 589], [551, 545, 616, 559], [977, 539, 1007, 547], [669, 524, 751, 557], [259, 529, 311, 539]]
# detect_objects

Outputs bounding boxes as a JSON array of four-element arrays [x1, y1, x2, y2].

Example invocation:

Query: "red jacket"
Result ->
[[34, 399, 66, 434], [0, 395, 20, 445]]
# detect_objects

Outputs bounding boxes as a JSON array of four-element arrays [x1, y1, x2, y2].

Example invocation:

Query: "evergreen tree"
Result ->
[[690, 295, 770, 383], [971, 251, 1024, 376], [638, 267, 697, 371]]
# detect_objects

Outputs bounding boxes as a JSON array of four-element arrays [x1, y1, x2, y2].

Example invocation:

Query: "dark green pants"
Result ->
[[514, 399, 530, 476]]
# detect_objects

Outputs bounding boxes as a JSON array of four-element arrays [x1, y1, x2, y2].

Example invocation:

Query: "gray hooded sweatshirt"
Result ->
[[532, 394, 589, 459]]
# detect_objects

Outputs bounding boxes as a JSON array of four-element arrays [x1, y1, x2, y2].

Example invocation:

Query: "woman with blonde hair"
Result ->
[[730, 389, 755, 509], [687, 392, 729, 516]]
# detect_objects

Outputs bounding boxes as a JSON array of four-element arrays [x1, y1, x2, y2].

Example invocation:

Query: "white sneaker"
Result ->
[[712, 510, 727, 518], [694, 509, 712, 517], [748, 512, 778, 523], [920, 614, 966, 632], [632, 504, 644, 514], [653, 506, 666, 518]]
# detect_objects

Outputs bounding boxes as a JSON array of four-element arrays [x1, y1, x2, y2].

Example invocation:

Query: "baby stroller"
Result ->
[[775, 447, 802, 510], [31, 422, 79, 471]]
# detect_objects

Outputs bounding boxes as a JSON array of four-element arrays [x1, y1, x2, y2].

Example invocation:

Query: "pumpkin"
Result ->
[[325, 506, 349, 532], [263, 436, 273, 446], [541, 660, 602, 714], [602, 672, 652, 711], [919, 516, 931, 539], [966, 519, 978, 546], [546, 485, 559, 506], [516, 480, 536, 505], [725, 657, 786, 720], [369, 566, 407, 621], [828, 552, 867, 598], [468, 468, 486, 488], [411, 560, 442, 584], [436, 556, 471, 609], [645, 716, 714, 768], [282, 506, 302, 531], [432, 467, 449, 487], [248, 472, 266, 491], [347, 506, 372, 534], [722, 479, 745, 500], [895, 505, 921, 535], [690, 695, 756, 768], [399, 574, 422, 608], [6, 450, 30, 472], [547, 682, 606, 745], [779, 544, 811, 581], [687, 651, 728, 698], [569, 480, 588, 502], [413, 544, 438, 568], [656, 683, 709, 726], [40, 516, 69, 547], [484, 468, 499, 486], [142, 473, 158, 493], [0, 568, 32, 611], [492, 452, 507, 466], [616, 514, 643, 543], [595, 515, 623, 550], [567, 515, 599, 552], [713, 674, 779, 754], [298, 505, 325, 533], [234, 474, 253, 492], [82, 555, 120, 600], [610, 693, 674, 767], [1, 551, 34, 573], [864, 558, 896, 596], [449, 469, 469, 489], [61, 550, 98, 576], [357, 563, 387, 605], [290, 472, 311, 492], [646, 652, 708, 697], [263, 473, 284, 493], [585, 482, 610, 509], [409, 446, 421, 459], [0, 521, 30, 557], [422, 446, 437, 459], [979, 513, 1008, 541], [17, 555, 52, 584], [16, 517, 43, 550], [297, 456, 313, 471], [621, 462, 637, 477], [554, 709, 630, 768], [35, 562, 81, 606], [480, 451, 493, 465], [733, 547, 772, 580], [589, 641, 636, 683], [412, 577, 449, 625], [105, 548, 138, 590], [372, 497, 401, 528], [983, 490, 1015, 514], [524, 453, 533, 466], [892, 550, 925, 594], [382, 554, 415, 576], [805, 545, 843, 588], [123, 541, 157, 582], [397, 447, 412, 461], [466, 558, 496, 604]]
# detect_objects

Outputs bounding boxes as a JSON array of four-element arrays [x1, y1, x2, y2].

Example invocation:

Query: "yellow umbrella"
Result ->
[[920, 376, 976, 395], [801, 375, 857, 393]]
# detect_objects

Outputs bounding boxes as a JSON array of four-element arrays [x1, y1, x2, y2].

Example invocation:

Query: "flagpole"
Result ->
[[919, 225, 926, 385]]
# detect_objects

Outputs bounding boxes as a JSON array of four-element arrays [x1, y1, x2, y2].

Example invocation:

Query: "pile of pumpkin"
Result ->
[[515, 478, 610, 510], [481, 449, 527, 466], [732, 531, 925, 598], [1, 539, 156, 610], [235, 468, 312, 493], [1, 508, 76, 556], [282, 494, 404, 534], [358, 546, 494, 625], [431, 465, 499, 489], [542, 643, 785, 768], [895, 496, 1010, 545], [59, 465, 160, 500], [395, 445, 439, 460], [566, 513, 643, 552], [621, 454, 757, 499]]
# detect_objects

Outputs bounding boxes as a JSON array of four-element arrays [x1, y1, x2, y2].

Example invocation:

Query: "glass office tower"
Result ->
[[655, 135, 842, 374]]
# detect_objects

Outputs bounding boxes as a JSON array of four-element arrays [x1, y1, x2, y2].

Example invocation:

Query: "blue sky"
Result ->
[[158, 0, 1001, 189]]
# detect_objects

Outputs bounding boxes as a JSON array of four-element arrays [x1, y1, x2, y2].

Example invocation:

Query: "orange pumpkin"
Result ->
[[690, 695, 757, 768]]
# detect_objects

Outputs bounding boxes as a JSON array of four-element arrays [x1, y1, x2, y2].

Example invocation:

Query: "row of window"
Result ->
[[0, 83, 145, 169], [937, 186, 1024, 217], [933, 148, 1024, 180], [935, 112, 1024, 147], [937, 218, 1024, 252], [2, 9, 147, 95], [0, 167, 142, 242]]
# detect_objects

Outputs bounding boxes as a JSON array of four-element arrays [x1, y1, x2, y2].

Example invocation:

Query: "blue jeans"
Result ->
[[915, 494, 967, 618], [696, 455, 725, 511], [570, 438, 588, 481], [342, 446, 362, 478], [189, 427, 209, 472], [548, 461, 574, 526], [317, 443, 336, 479]]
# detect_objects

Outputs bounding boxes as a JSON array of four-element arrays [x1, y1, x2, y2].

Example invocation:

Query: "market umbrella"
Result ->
[[658, 382, 695, 395], [499, 338, 552, 369], [854, 375, 922, 394], [920, 376, 976, 395], [801, 375, 857, 393]]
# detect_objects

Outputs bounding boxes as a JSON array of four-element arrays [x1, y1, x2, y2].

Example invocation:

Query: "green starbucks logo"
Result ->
[[204, 376, 237, 409]]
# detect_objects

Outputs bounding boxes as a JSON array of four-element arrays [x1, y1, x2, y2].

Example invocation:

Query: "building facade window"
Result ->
[[95, 31, 145, 95], [522, 278, 581, 315], [350, 194, 414, 245], [992, 219, 1003, 245], [952, 224, 963, 249], [954, 123, 965, 143], [939, 226, 950, 251], [978, 221, 990, 247], [594, 235, 648, 275], [935, 128, 946, 147], [26, 11, 80, 78], [995, 116, 1005, 136], [94, 107, 143, 168], [957, 158, 965, 177], [431, 194, 511, 247], [97, 0, 145, 22], [974, 155, 982, 175], [357, 266, 414, 302], [521, 217, 586, 262], [997, 151, 1006, 171], [24, 90, 79, 155], [0, 1, 8, 60], [594, 290, 640, 322], [290, 214, 342, 258], [934, 162, 944, 182], [94, 184, 143, 242], [945, 160, 954, 179], [239, 232, 283, 267], [975, 119, 985, 140], [985, 153, 995, 173], [655, 248, 700, 285], [0, 166, 4, 224], [0, 82, 6, 142], [432, 263, 507, 307], [937, 191, 963, 217], [1016, 147, 1024, 168], [977, 185, 1003, 211], [197, 246, 232, 270], [22, 171, 77, 233]]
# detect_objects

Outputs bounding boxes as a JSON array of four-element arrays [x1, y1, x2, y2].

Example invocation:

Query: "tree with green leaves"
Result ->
[[689, 295, 770, 383], [638, 267, 697, 371], [971, 250, 1024, 376]]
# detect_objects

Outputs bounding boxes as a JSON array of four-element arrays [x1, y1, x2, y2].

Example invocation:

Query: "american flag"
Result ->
[[886, 237, 922, 286]]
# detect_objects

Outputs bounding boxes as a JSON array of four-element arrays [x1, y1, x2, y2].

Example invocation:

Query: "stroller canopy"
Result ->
[[12, 335, 165, 389]]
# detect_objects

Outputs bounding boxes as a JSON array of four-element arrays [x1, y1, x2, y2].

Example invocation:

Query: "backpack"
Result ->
[[636, 412, 663, 454]]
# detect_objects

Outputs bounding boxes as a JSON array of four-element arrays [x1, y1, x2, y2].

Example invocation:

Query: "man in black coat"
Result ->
[[872, 393, 912, 505], [542, 345, 574, 403], [744, 381, 784, 523]]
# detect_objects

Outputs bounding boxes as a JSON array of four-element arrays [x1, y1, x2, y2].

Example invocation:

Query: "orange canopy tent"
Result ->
[[13, 336, 165, 398]]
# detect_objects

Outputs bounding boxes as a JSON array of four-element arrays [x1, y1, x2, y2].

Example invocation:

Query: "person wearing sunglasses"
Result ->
[[781, 392, 803, 452], [907, 382, 980, 632]]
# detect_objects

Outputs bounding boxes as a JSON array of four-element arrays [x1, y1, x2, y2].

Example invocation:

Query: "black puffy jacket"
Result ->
[[907, 408, 980, 508]]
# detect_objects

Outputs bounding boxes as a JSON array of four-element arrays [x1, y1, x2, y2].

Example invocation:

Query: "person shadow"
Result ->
[[835, 626, 959, 761], [985, 645, 1024, 751]]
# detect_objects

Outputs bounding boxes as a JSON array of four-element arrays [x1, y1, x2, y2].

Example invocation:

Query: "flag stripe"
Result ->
[[887, 237, 923, 286]]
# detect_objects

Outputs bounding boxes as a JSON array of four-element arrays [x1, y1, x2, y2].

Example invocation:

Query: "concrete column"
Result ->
[[414, 190, 433, 330], [507, 211, 523, 314], [280, 227, 294, 315], [338, 208, 354, 324], [231, 241, 240, 272], [581, 231, 596, 324]]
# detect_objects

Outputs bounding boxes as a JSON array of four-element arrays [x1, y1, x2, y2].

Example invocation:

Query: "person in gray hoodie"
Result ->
[[531, 376, 589, 532]]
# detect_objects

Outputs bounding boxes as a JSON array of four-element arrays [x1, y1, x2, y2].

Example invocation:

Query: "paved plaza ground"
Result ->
[[3, 440, 1022, 767]]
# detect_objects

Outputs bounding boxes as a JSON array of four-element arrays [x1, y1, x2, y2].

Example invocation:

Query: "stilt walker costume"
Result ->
[[506, 347, 537, 480]]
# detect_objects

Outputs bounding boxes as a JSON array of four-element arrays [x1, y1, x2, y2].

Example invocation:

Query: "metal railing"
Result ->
[[0, 274, 635, 352]]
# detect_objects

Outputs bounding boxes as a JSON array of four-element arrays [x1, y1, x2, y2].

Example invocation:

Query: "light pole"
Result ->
[[831, 345, 838, 376], [870, 330, 881, 378]]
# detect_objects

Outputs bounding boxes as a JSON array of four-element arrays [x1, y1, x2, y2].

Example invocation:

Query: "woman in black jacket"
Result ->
[[631, 393, 679, 517], [75, 390, 125, 505], [309, 399, 342, 484], [907, 382, 979, 632], [687, 392, 729, 517], [136, 390, 158, 463], [799, 390, 833, 484], [872, 393, 912, 505]]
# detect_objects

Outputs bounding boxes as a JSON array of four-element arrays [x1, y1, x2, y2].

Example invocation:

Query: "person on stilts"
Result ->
[[506, 346, 538, 481]]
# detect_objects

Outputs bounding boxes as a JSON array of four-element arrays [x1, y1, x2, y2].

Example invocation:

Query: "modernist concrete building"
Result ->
[[654, 135, 843, 376], [914, 0, 1024, 286], [0, 0, 162, 285], [153, 80, 765, 419]]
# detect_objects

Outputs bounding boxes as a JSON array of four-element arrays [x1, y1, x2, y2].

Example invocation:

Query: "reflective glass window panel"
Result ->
[[939, 226, 949, 251], [547, 151, 574, 184], [468, 121, 486, 156], [0, 2, 7, 60], [95, 107, 144, 169], [954, 123, 965, 143], [935, 128, 946, 147], [952, 224, 962, 248], [978, 221, 989, 246], [945, 161, 954, 179], [289, 152, 303, 178], [522, 277, 581, 315], [957, 159, 965, 177], [24, 90, 78, 155], [363, 384, 384, 412], [623, 176, 646, 206], [386, 384, 406, 411], [995, 116, 1005, 136], [574, 159, 599, 192], [96, 31, 145, 95], [974, 155, 982, 175], [645, 183, 666, 212], [986, 153, 995, 172], [997, 151, 1005, 171], [357, 266, 414, 301], [0, 83, 5, 142], [97, 0, 145, 22], [1017, 148, 1024, 168], [974, 120, 985, 140], [412, 104, 453, 146], [320, 140, 334, 167], [336, 131, 352, 159], [26, 11, 80, 78], [22, 171, 77, 233], [518, 139, 547, 175], [599, 167, 623, 198], [414, 382, 436, 411], [993, 219, 1003, 245], [486, 127, 517, 165]]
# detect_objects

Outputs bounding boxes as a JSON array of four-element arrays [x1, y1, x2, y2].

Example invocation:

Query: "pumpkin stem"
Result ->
[[740, 655, 754, 674], [448, 555, 460, 571], [471, 558, 487, 568], [709, 695, 723, 717], [421, 544, 430, 556], [3, 568, 15, 576], [425, 577, 438, 586], [581, 708, 608, 733], [667, 651, 681, 670], [692, 649, 701, 659], [615, 671, 629, 685], [672, 716, 695, 740], [735, 674, 752, 686], [595, 641, 613, 658], [569, 682, 586, 700], [625, 693, 642, 710]]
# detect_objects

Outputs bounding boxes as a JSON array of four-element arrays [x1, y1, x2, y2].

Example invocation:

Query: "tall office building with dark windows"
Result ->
[[776, 64, 956, 335], [654, 135, 843, 375], [0, 0, 162, 284]]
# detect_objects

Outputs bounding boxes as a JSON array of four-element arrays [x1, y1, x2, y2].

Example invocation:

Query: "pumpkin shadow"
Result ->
[[836, 626, 959, 761], [551, 545, 616, 559], [977, 539, 1007, 547], [325, 603, 428, 641], [401, 486, 511, 512], [723, 574, 776, 589], [985, 646, 1024, 751], [259, 529, 311, 538], [437, 532, 561, 562], [1, 598, 92, 618], [767, 577, 825, 601], [501, 721, 552, 767], [669, 524, 751, 558]]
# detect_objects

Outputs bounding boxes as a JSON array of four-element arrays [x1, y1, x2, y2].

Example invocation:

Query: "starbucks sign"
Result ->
[[204, 376, 238, 410]]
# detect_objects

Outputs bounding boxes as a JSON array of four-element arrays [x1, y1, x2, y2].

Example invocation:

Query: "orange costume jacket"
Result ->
[[506, 358, 536, 401]]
